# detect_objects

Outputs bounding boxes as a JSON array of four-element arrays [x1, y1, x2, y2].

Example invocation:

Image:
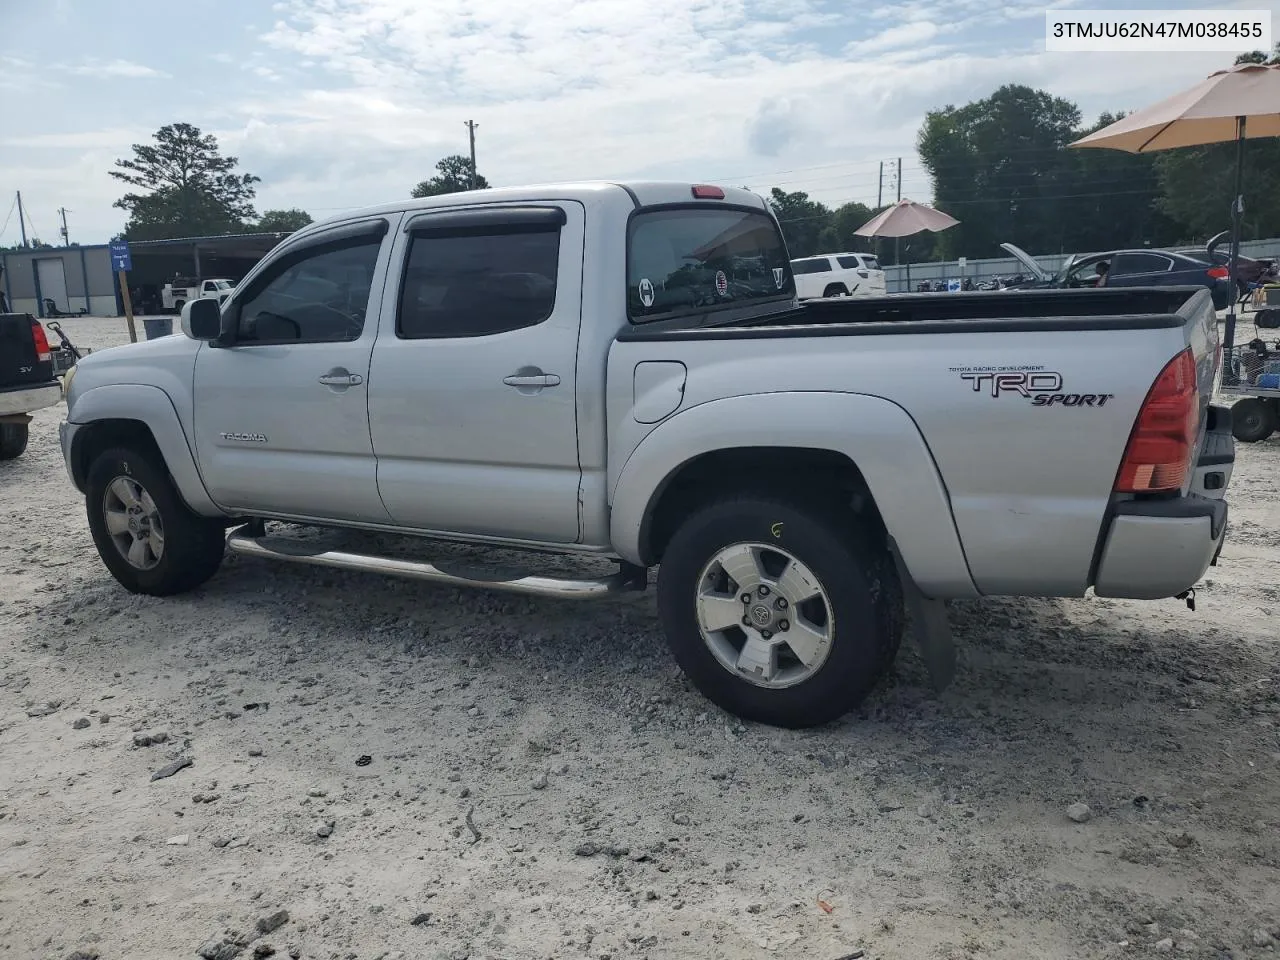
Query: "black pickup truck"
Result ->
[[0, 313, 62, 460]]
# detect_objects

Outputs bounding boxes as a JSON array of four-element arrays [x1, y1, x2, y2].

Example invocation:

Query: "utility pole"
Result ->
[[58, 207, 70, 246], [464, 120, 478, 189], [16, 191, 28, 248], [877, 161, 884, 209]]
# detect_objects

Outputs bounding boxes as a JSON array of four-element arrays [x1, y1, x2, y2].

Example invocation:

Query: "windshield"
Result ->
[[628, 207, 795, 322], [1053, 254, 1081, 284]]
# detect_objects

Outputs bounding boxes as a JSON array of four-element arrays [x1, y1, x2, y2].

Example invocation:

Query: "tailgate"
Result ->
[[0, 314, 52, 387]]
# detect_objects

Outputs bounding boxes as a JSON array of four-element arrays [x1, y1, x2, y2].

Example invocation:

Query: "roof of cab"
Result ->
[[304, 180, 769, 234]]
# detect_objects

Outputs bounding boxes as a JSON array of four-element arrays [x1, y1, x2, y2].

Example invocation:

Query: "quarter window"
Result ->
[[790, 258, 832, 275]]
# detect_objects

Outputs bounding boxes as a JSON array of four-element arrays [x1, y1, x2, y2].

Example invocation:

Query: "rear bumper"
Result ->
[[1093, 497, 1227, 600], [0, 381, 61, 418], [1093, 404, 1232, 600]]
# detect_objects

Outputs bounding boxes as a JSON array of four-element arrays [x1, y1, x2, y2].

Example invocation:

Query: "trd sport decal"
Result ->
[[950, 365, 1115, 408]]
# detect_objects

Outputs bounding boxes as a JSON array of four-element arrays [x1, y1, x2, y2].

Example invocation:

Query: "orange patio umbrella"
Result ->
[[1070, 62, 1280, 354]]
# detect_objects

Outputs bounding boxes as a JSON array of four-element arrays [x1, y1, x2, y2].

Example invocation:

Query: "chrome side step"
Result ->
[[225, 531, 645, 600]]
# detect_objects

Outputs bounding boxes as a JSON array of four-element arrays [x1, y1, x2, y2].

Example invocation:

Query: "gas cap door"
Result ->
[[632, 361, 687, 424]]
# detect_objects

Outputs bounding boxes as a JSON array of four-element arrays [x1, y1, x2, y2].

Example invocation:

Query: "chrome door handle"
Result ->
[[503, 374, 561, 388], [318, 373, 363, 386]]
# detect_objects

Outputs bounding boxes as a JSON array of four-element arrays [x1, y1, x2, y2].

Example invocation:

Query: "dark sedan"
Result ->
[[1176, 231, 1278, 304], [1000, 243, 1233, 310]]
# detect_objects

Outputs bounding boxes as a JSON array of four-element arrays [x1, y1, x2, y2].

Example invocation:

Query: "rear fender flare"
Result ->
[[69, 384, 224, 517], [609, 391, 978, 599]]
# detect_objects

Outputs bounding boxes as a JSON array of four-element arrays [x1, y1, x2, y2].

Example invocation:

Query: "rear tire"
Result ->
[[657, 495, 903, 728], [0, 423, 29, 460], [822, 284, 848, 298], [85, 445, 226, 595], [1230, 398, 1277, 442]]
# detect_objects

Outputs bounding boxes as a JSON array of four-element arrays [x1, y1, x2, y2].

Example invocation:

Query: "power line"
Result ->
[[0, 194, 16, 242], [715, 143, 1145, 190], [773, 187, 1162, 224]]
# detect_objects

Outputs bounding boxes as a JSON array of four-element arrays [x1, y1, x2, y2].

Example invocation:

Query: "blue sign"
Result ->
[[947, 278, 962, 292], [109, 239, 132, 272]]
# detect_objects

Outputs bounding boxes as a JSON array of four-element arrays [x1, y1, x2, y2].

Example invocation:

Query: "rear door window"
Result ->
[[398, 229, 560, 339], [1111, 253, 1174, 276], [836, 256, 865, 270], [628, 207, 795, 321]]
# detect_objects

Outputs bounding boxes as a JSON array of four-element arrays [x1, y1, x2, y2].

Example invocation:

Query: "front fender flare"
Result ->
[[68, 383, 225, 517], [609, 391, 978, 599]]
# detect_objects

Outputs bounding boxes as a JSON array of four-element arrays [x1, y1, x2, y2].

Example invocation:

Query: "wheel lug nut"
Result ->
[[774, 597, 788, 610], [761, 629, 773, 640], [757, 585, 770, 598], [778, 619, 790, 632], [741, 593, 752, 604]]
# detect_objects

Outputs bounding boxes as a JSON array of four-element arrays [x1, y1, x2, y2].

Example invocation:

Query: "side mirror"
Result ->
[[182, 298, 224, 342]]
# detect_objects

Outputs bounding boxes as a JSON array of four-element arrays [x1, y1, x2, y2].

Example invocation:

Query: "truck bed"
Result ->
[[615, 287, 1205, 341], [607, 284, 1220, 600]]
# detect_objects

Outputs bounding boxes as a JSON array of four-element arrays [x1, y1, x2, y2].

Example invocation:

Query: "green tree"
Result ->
[[1234, 43, 1280, 64], [256, 208, 314, 233], [918, 85, 1082, 259], [1156, 139, 1280, 242], [816, 201, 876, 254], [110, 123, 260, 240], [767, 188, 831, 258], [411, 155, 489, 198], [1060, 112, 1183, 252]]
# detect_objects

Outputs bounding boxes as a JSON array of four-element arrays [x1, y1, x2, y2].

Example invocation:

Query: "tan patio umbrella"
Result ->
[[1070, 62, 1280, 353], [854, 198, 960, 238], [854, 198, 960, 292]]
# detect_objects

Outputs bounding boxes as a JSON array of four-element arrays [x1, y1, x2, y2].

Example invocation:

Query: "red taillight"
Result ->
[[691, 184, 726, 200], [30, 319, 51, 363], [1115, 348, 1199, 494], [1206, 266, 1229, 279]]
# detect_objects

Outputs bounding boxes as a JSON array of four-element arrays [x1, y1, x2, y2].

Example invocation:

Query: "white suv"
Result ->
[[790, 253, 886, 300]]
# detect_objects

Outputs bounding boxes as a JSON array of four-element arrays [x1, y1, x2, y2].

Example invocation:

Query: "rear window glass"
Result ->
[[790, 258, 831, 275], [628, 208, 795, 321], [836, 256, 862, 270], [862, 256, 880, 270]]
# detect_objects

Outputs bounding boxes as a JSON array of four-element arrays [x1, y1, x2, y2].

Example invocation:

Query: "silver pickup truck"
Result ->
[[58, 181, 1234, 728]]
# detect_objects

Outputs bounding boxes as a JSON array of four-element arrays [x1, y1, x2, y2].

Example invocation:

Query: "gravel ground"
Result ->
[[2, 317, 1278, 960]]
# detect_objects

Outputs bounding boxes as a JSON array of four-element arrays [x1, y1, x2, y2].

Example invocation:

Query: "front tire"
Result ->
[[85, 445, 226, 595], [1231, 398, 1277, 442], [0, 423, 29, 460], [657, 495, 903, 728]]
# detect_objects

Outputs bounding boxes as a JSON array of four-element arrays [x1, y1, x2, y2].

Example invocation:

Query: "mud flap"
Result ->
[[888, 538, 956, 693]]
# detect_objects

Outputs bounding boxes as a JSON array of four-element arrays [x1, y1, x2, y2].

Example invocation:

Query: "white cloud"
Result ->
[[845, 21, 943, 56], [67, 58, 168, 79], [5, 0, 1280, 241]]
